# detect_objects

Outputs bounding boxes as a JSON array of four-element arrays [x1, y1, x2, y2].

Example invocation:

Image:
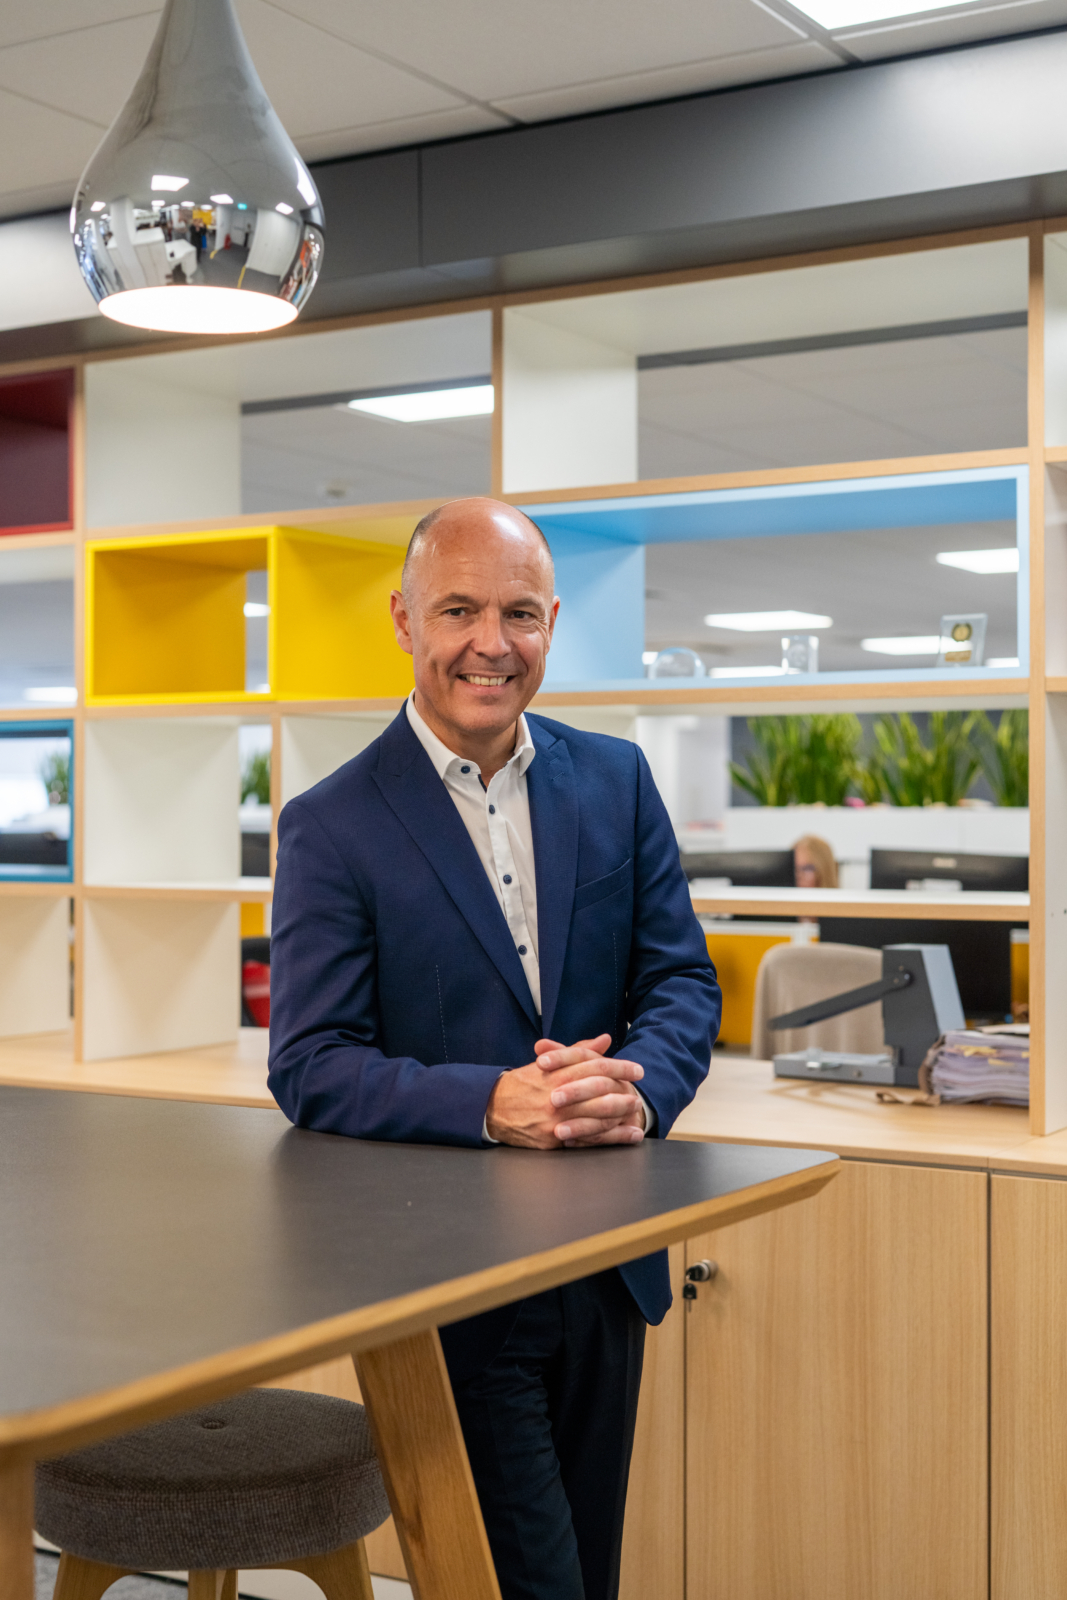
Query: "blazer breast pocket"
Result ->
[[572, 858, 632, 912]]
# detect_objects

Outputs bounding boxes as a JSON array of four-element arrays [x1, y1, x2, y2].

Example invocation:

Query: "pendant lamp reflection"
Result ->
[[70, 0, 324, 336]]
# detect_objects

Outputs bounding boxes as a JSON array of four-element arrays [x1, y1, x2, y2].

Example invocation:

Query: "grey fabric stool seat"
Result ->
[[35, 1387, 391, 1600]]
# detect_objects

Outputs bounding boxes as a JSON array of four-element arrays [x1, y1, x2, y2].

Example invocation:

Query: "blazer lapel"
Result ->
[[526, 718, 579, 1039], [371, 712, 540, 1028]]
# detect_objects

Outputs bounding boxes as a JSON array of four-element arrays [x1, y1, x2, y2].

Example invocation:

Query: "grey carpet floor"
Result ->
[[36, 1549, 185, 1596]]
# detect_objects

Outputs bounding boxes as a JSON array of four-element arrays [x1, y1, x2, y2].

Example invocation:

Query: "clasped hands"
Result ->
[[485, 1032, 645, 1149]]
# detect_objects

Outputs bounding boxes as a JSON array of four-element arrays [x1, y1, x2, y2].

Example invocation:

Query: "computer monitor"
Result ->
[[869, 849, 1028, 893], [819, 917, 1024, 1020], [679, 849, 796, 888]]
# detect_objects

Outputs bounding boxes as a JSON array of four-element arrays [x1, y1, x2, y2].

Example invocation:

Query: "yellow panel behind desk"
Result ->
[[703, 922, 815, 1048]]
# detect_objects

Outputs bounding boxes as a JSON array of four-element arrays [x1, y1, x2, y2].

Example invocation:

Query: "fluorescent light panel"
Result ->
[[704, 610, 832, 632], [710, 665, 792, 678], [348, 384, 495, 422], [935, 547, 1019, 574], [788, 0, 979, 29], [861, 635, 948, 655], [25, 687, 77, 704]]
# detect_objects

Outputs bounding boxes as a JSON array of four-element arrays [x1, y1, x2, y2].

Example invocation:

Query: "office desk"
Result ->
[[0, 1087, 837, 1600]]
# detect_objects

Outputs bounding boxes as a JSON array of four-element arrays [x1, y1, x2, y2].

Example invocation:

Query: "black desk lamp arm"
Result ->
[[768, 969, 913, 1032]]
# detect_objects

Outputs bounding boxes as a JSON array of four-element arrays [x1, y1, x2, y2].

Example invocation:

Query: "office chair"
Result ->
[[751, 942, 884, 1061]]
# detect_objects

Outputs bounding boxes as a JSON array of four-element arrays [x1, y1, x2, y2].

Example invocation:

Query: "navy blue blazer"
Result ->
[[267, 709, 721, 1331]]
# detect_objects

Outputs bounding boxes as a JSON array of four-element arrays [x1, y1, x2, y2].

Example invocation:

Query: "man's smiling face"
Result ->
[[390, 499, 559, 751]]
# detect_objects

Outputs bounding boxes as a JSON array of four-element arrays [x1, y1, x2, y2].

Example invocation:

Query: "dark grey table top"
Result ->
[[0, 1086, 835, 1448]]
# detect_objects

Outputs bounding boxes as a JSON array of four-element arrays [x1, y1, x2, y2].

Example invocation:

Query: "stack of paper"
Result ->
[[929, 1027, 1030, 1106]]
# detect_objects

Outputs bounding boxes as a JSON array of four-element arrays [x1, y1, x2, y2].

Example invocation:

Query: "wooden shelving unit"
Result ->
[[0, 216, 1058, 1129]]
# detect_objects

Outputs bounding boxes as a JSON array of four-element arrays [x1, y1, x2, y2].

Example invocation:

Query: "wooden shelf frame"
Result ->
[[0, 215, 1058, 1115]]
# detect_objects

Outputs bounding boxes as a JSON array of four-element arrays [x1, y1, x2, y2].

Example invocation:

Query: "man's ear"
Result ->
[[546, 596, 560, 648], [390, 590, 414, 656]]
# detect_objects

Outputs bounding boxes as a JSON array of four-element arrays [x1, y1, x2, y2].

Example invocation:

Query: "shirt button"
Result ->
[[518, 944, 527, 955], [503, 874, 512, 884], [460, 765, 470, 774], [488, 804, 496, 814]]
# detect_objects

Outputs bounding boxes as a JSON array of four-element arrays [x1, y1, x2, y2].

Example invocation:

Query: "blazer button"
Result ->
[[518, 945, 527, 955], [488, 804, 496, 814], [503, 874, 512, 884]]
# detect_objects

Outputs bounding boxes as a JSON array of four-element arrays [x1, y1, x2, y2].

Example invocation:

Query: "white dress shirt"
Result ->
[[405, 694, 648, 1137]]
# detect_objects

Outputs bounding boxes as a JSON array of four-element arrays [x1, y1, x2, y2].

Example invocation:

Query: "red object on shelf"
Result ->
[[0, 369, 74, 535], [242, 959, 270, 1027]]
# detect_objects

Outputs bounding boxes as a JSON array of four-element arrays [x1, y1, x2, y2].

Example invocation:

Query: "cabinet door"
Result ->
[[991, 1173, 1067, 1599], [619, 1243, 685, 1600], [686, 1160, 987, 1600]]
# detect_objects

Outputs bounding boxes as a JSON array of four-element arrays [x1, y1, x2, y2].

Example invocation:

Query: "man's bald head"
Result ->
[[401, 498, 553, 598], [389, 496, 560, 761]]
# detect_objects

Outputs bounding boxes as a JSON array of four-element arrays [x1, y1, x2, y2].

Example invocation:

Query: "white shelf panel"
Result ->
[[82, 898, 240, 1062], [693, 886, 1029, 921], [83, 879, 272, 902]]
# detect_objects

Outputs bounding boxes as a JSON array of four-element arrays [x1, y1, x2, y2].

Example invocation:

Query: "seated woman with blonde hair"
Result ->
[[794, 834, 839, 889]]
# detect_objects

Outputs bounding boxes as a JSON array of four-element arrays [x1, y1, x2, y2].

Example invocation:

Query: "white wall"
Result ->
[[502, 309, 637, 492], [86, 361, 241, 529]]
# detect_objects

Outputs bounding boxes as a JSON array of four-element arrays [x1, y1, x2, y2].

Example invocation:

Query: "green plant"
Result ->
[[39, 751, 69, 807], [974, 709, 1029, 807], [730, 714, 863, 806], [860, 711, 982, 807], [241, 749, 271, 805]]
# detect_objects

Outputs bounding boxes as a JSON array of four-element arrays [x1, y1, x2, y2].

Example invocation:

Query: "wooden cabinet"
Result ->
[[683, 1160, 988, 1600], [991, 1172, 1067, 1599]]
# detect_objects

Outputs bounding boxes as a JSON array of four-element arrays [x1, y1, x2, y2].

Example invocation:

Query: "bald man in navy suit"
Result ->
[[269, 499, 721, 1600]]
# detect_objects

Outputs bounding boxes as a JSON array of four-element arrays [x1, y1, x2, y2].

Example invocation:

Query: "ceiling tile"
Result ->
[[237, 1, 469, 136], [0, 89, 107, 207], [837, 0, 1067, 58], [294, 106, 513, 164], [0, 3, 160, 52], [0, 14, 156, 128], [492, 41, 839, 122], [264, 0, 805, 104]]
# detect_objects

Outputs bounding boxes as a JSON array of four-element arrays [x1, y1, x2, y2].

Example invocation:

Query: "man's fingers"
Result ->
[[553, 1090, 639, 1126], [549, 1077, 635, 1109], [558, 1121, 645, 1147], [534, 1034, 611, 1070], [541, 1054, 644, 1086]]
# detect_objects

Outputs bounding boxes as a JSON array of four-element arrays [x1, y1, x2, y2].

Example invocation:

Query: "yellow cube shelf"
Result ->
[[86, 526, 414, 705]]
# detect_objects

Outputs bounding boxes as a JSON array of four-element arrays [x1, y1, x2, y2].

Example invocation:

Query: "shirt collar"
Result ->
[[406, 693, 536, 782]]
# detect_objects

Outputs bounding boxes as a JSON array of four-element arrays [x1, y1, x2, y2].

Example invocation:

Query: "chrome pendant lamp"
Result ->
[[71, 0, 324, 336]]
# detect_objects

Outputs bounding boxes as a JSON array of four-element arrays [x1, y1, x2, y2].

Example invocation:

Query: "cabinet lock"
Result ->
[[682, 1259, 719, 1299]]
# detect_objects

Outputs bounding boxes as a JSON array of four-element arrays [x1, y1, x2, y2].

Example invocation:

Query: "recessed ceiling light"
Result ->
[[703, 610, 832, 632], [150, 174, 189, 192], [275, 202, 294, 216], [348, 385, 495, 422], [24, 686, 77, 704], [787, 0, 975, 28], [709, 665, 793, 678], [935, 548, 1019, 574], [210, 193, 234, 205], [861, 635, 946, 655], [244, 602, 270, 619], [90, 201, 106, 213]]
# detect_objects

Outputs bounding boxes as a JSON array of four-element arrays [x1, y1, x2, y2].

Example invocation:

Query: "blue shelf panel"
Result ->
[[529, 466, 1029, 690]]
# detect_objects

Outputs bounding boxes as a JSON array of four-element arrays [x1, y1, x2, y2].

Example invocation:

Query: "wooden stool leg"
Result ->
[[221, 1573, 238, 1600], [279, 1538, 375, 1600], [187, 1573, 230, 1600], [53, 1551, 132, 1600]]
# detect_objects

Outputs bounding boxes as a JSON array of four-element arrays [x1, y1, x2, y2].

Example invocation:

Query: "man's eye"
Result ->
[[444, 607, 466, 616]]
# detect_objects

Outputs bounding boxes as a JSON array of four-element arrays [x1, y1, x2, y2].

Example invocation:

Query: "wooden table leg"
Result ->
[[0, 1450, 34, 1600], [353, 1329, 501, 1600]]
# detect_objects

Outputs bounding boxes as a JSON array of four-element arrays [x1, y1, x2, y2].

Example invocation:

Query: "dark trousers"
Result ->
[[444, 1269, 646, 1600]]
